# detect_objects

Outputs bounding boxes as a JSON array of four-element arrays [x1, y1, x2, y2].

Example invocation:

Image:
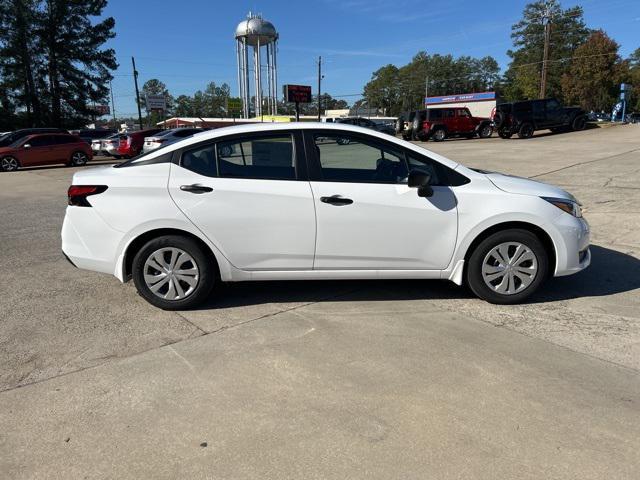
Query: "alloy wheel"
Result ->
[[1, 156, 19, 171], [72, 152, 88, 166], [481, 242, 538, 295], [143, 247, 200, 301]]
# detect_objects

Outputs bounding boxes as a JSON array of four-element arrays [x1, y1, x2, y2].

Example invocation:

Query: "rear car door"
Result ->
[[306, 129, 459, 270], [168, 131, 316, 270]]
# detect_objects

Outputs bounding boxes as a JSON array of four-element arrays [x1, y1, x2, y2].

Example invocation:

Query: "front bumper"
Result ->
[[551, 214, 591, 277]]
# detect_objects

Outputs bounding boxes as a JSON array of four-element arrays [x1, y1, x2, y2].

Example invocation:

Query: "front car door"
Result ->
[[545, 99, 564, 126], [305, 129, 460, 270], [168, 131, 316, 271], [19, 135, 57, 166]]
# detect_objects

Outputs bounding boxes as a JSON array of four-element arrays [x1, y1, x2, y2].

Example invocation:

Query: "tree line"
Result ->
[[363, 0, 639, 114], [0, 0, 117, 130]]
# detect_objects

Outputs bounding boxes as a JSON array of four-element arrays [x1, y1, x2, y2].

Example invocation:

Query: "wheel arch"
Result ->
[[462, 221, 556, 277], [122, 227, 221, 282]]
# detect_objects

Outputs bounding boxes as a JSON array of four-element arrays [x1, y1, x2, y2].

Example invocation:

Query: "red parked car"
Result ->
[[117, 129, 162, 158], [416, 107, 493, 142], [0, 133, 92, 172]]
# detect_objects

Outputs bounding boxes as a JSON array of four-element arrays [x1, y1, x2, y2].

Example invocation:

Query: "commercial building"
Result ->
[[425, 91, 498, 118]]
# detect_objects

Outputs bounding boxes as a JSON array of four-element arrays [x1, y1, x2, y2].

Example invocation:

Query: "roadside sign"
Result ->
[[227, 98, 242, 113], [89, 104, 110, 115], [283, 84, 312, 104], [145, 94, 166, 111]]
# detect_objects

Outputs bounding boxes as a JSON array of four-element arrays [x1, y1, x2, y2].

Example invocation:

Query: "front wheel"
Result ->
[[466, 229, 548, 304], [132, 235, 216, 310], [69, 151, 89, 167], [572, 115, 586, 131], [1, 156, 20, 172]]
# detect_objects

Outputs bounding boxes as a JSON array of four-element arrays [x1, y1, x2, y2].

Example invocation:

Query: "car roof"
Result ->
[[132, 121, 461, 170]]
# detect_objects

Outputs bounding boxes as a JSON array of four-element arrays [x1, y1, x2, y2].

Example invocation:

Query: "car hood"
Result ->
[[485, 171, 576, 201]]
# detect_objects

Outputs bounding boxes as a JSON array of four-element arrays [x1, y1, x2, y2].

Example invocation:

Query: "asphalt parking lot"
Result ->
[[1, 124, 639, 478]]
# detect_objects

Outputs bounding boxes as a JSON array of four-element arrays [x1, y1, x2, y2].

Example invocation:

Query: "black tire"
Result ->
[[1, 155, 20, 172], [497, 128, 513, 139], [517, 122, 534, 139], [478, 124, 493, 138], [132, 235, 216, 310], [572, 115, 586, 131], [69, 151, 89, 167], [431, 127, 446, 142], [466, 229, 549, 304]]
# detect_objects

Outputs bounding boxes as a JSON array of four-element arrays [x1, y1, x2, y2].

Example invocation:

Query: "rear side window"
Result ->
[[54, 135, 75, 144], [181, 143, 217, 177], [216, 135, 295, 180], [428, 109, 443, 120]]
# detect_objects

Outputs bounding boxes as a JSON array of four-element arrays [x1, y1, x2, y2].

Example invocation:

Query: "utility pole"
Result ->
[[109, 80, 117, 130], [539, 3, 552, 99], [317, 56, 322, 121], [132, 56, 143, 130], [425, 75, 429, 108]]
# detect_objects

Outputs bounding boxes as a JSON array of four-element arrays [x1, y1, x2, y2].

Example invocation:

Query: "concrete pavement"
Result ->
[[1, 124, 639, 478]]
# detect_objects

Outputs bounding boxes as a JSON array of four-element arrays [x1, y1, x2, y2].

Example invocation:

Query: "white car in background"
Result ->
[[143, 127, 208, 153], [62, 122, 590, 310]]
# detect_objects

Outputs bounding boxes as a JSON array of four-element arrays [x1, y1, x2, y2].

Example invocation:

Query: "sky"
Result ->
[[102, 0, 640, 118]]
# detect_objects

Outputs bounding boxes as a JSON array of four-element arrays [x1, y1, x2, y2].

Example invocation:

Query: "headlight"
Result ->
[[542, 197, 582, 217]]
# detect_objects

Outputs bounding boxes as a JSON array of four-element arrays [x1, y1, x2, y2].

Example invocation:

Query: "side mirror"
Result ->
[[23, 143, 31, 149], [408, 169, 433, 197]]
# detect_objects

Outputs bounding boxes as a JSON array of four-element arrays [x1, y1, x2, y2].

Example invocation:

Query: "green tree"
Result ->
[[363, 64, 401, 115], [628, 48, 640, 111], [203, 81, 231, 117], [174, 94, 194, 117], [40, 0, 117, 126], [0, 0, 44, 126], [561, 30, 626, 111], [504, 0, 590, 101]]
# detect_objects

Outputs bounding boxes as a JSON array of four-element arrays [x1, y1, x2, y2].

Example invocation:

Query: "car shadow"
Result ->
[[531, 244, 640, 302], [193, 244, 639, 310]]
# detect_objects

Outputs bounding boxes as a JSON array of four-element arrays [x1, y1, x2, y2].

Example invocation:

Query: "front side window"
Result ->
[[407, 151, 469, 187], [313, 133, 407, 183], [26, 135, 54, 147], [457, 109, 470, 117], [216, 134, 295, 180]]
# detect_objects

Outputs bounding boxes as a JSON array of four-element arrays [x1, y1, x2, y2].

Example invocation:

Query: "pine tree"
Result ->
[[40, 0, 117, 126]]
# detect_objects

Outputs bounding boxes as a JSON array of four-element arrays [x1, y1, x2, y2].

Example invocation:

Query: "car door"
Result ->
[[20, 135, 57, 166], [456, 108, 474, 133], [168, 131, 316, 271], [306, 129, 459, 270]]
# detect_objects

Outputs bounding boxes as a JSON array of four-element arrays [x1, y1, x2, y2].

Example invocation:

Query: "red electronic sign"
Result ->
[[283, 84, 312, 103]]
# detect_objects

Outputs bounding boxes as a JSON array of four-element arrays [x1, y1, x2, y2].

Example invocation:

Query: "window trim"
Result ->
[[303, 128, 469, 187], [175, 130, 306, 181]]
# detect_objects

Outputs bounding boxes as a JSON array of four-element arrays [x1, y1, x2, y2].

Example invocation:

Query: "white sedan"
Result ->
[[62, 122, 590, 309]]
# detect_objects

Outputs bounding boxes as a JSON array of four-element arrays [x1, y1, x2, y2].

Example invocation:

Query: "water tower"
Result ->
[[235, 12, 279, 118]]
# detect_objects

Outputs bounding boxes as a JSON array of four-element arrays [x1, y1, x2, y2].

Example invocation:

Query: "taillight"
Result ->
[[68, 185, 108, 207]]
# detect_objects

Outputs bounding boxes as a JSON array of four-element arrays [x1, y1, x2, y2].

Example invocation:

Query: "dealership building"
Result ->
[[425, 91, 498, 118]]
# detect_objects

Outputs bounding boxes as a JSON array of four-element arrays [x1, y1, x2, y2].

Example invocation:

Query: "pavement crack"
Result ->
[[529, 147, 640, 179]]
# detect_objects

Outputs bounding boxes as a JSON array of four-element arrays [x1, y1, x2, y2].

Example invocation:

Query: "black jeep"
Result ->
[[493, 98, 587, 139]]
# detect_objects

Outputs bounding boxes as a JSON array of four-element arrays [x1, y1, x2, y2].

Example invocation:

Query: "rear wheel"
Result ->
[[478, 124, 493, 138], [69, 151, 89, 167], [1, 156, 20, 172], [432, 128, 446, 142], [132, 235, 216, 310], [497, 128, 512, 139], [517, 123, 534, 139], [466, 229, 548, 304]]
